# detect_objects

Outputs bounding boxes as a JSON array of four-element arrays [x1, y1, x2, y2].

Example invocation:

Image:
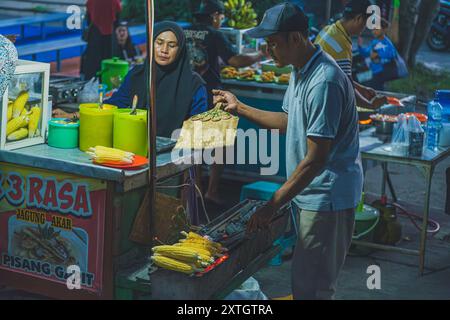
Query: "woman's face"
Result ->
[[154, 31, 179, 66], [116, 26, 129, 44]]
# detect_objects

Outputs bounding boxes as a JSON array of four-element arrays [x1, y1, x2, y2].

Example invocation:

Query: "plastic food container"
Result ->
[[79, 103, 117, 152], [47, 118, 79, 149], [113, 109, 148, 157]]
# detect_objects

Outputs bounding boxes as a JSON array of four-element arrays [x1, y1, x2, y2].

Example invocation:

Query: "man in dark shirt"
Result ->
[[185, 0, 264, 107], [185, 0, 265, 206]]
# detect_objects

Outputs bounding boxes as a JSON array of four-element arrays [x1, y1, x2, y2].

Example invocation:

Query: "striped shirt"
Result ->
[[315, 21, 353, 78]]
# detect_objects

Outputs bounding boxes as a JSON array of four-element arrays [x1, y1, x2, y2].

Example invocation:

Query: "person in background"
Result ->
[[358, 17, 398, 90], [113, 21, 140, 63], [315, 0, 388, 110], [185, 0, 265, 206], [81, 0, 122, 80], [0, 34, 18, 98]]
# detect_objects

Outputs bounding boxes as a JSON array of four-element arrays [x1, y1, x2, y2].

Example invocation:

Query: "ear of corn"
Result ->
[[28, 106, 41, 138], [87, 146, 135, 164], [12, 91, 29, 118], [173, 243, 215, 260], [151, 255, 200, 275], [152, 245, 200, 263], [7, 102, 13, 121], [181, 231, 223, 251], [7, 115, 28, 136], [7, 128, 28, 141]]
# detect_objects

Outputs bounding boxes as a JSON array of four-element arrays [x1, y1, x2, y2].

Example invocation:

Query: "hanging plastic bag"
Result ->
[[77, 77, 100, 103], [391, 114, 409, 156], [407, 115, 425, 157], [224, 277, 269, 300]]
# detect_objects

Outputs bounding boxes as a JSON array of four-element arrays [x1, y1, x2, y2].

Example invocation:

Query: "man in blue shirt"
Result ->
[[214, 3, 363, 300]]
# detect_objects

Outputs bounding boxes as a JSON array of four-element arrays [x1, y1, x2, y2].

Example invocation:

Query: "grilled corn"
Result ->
[[7, 128, 28, 141], [12, 91, 29, 118], [28, 106, 41, 138]]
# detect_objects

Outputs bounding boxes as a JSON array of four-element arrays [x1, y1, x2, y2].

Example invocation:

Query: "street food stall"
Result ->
[[0, 57, 291, 300]]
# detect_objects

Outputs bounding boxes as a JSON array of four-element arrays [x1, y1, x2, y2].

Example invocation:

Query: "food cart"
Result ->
[[0, 63, 290, 299]]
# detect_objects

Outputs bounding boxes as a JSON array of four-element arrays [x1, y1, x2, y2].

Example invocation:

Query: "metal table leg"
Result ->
[[188, 166, 199, 226], [419, 165, 434, 275], [381, 162, 387, 195]]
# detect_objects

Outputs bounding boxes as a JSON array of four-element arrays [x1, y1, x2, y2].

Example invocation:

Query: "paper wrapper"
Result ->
[[174, 116, 239, 150]]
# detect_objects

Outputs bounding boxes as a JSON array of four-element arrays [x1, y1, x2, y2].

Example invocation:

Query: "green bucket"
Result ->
[[350, 205, 380, 255], [47, 118, 79, 149]]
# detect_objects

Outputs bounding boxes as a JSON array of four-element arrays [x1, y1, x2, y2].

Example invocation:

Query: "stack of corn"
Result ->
[[151, 231, 226, 275], [86, 146, 135, 165], [6, 91, 42, 142]]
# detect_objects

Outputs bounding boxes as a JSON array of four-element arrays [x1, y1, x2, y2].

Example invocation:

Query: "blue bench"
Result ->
[[16, 25, 147, 72], [240, 181, 298, 266], [0, 13, 70, 40]]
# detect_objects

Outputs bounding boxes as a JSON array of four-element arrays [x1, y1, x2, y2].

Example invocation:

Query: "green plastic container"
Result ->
[[351, 204, 380, 255], [100, 57, 129, 91], [47, 118, 80, 149], [79, 103, 118, 152], [113, 109, 148, 157]]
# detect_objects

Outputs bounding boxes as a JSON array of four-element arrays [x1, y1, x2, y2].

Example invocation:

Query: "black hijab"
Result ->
[[129, 21, 205, 138]]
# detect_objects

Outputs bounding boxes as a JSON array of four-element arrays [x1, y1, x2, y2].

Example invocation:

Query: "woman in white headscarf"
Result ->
[[0, 34, 18, 97]]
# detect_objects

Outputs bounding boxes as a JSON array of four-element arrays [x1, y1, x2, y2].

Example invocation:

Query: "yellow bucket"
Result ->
[[113, 109, 148, 157], [79, 103, 117, 152]]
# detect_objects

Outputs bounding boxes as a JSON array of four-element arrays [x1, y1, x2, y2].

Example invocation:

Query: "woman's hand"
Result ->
[[4, 35, 17, 43], [212, 90, 241, 115], [52, 108, 75, 119]]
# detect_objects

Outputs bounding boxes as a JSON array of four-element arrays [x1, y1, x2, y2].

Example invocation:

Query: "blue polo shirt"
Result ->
[[282, 46, 363, 212]]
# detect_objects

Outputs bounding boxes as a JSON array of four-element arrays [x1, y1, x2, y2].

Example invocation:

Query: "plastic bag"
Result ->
[[391, 114, 409, 156], [224, 277, 268, 300], [8, 74, 40, 97], [407, 115, 425, 157], [77, 77, 100, 103]]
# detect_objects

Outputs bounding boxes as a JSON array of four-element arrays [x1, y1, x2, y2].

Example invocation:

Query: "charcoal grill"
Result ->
[[149, 199, 290, 300]]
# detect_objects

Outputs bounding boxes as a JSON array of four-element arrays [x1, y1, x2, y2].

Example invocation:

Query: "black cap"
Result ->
[[194, 0, 225, 16], [343, 0, 373, 20], [246, 2, 308, 39]]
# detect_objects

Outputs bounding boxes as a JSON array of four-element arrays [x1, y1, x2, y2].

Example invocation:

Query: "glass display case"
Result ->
[[1, 60, 50, 150], [220, 27, 261, 54]]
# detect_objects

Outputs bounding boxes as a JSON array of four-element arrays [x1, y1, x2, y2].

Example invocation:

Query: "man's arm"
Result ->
[[354, 81, 387, 110], [246, 137, 332, 232], [213, 89, 288, 133], [228, 52, 264, 68], [272, 137, 332, 209]]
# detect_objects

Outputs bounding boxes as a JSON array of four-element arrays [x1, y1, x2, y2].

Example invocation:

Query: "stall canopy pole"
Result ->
[[128, 0, 155, 245], [145, 0, 157, 242], [325, 0, 332, 23]]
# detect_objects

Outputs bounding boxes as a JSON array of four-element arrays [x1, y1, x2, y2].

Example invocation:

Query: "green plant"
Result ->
[[386, 64, 450, 101]]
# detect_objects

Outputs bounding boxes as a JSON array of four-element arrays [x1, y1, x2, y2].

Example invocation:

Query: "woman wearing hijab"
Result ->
[[81, 0, 122, 80], [0, 34, 18, 98], [55, 21, 208, 138]]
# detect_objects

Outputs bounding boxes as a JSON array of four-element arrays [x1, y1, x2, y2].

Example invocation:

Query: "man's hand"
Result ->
[[212, 89, 241, 115], [246, 203, 276, 234], [4, 35, 17, 43], [370, 95, 388, 109], [52, 108, 74, 119]]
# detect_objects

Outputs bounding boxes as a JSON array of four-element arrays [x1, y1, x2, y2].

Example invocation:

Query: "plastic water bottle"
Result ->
[[427, 100, 443, 150]]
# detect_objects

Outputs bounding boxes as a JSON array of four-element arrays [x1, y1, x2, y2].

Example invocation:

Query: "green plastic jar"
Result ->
[[113, 109, 148, 157], [47, 118, 80, 149]]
